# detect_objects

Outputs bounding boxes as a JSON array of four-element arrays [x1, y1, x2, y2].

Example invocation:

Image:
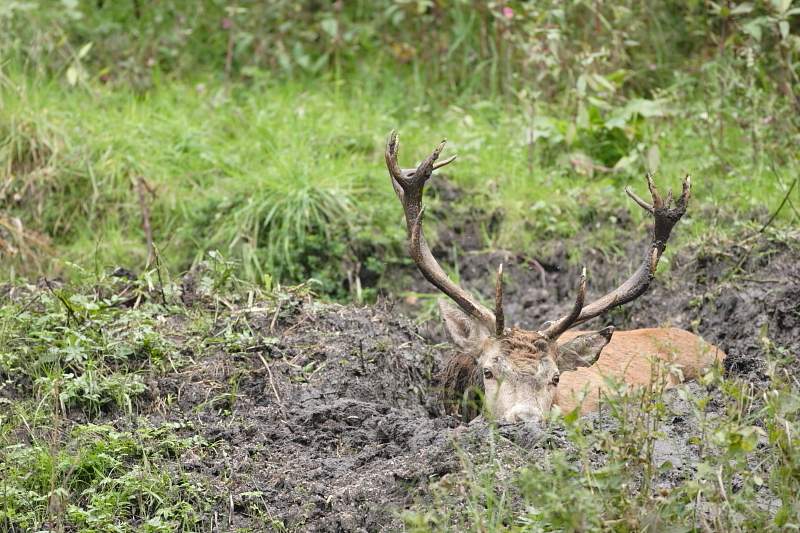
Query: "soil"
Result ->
[[152, 229, 800, 530], [3, 178, 799, 532]]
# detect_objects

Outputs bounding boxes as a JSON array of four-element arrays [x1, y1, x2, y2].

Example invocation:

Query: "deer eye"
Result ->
[[483, 368, 494, 380], [551, 374, 560, 386]]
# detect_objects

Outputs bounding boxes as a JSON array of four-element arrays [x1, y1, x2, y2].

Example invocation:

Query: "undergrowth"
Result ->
[[0, 258, 290, 532], [1, 1, 799, 297]]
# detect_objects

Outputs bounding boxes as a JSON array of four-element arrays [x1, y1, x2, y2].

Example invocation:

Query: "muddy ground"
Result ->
[[3, 179, 799, 532], [150, 224, 798, 530]]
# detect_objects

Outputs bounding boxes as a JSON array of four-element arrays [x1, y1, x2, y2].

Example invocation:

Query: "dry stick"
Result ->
[[137, 176, 154, 266], [759, 177, 797, 233], [270, 298, 283, 334], [224, 0, 237, 90], [14, 293, 42, 317], [153, 244, 168, 306], [257, 353, 282, 406], [228, 493, 234, 528], [515, 253, 547, 288]]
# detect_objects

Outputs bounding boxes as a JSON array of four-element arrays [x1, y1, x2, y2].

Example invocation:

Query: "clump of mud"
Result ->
[[140, 300, 461, 531]]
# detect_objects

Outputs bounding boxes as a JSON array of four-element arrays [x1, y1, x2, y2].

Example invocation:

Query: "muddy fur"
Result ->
[[501, 329, 550, 374], [437, 351, 483, 421], [437, 329, 552, 421]]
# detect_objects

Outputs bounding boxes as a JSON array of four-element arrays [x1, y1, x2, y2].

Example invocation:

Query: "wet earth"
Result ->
[[145, 225, 799, 530], [3, 178, 799, 532]]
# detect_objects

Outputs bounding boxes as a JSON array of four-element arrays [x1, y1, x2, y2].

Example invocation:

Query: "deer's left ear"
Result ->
[[556, 326, 614, 371]]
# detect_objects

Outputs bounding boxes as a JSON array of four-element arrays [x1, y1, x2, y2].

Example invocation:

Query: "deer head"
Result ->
[[386, 131, 691, 423]]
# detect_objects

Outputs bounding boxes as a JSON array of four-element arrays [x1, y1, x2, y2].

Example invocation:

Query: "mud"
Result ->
[[3, 180, 799, 531], [139, 229, 800, 530]]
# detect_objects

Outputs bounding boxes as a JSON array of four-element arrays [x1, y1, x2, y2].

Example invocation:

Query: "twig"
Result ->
[[739, 278, 788, 284], [517, 254, 547, 288], [15, 293, 42, 317], [257, 353, 282, 406], [153, 244, 167, 306], [570, 159, 614, 173], [759, 177, 797, 233], [270, 298, 283, 334], [137, 176, 155, 266]]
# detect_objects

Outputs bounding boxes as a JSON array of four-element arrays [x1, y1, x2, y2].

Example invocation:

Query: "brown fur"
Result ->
[[555, 328, 726, 415], [437, 329, 550, 420], [438, 327, 726, 422], [436, 351, 482, 421], [500, 329, 549, 377]]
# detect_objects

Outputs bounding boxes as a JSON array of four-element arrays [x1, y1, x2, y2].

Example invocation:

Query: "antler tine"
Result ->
[[386, 130, 407, 202], [389, 131, 497, 334], [541, 268, 586, 339], [542, 174, 692, 335], [495, 263, 505, 337]]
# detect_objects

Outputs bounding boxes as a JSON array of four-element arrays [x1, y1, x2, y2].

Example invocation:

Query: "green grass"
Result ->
[[1, 69, 797, 295], [0, 270, 226, 532]]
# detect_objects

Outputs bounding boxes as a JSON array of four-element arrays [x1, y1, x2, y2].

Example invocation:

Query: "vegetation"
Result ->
[[1, 0, 798, 294], [0, 269, 226, 531], [1, 1, 799, 532]]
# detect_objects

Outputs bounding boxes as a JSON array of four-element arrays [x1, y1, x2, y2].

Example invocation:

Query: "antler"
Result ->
[[541, 173, 691, 340], [386, 131, 499, 334]]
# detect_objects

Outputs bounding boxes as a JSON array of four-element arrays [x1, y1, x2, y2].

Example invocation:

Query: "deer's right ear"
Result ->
[[556, 326, 614, 371], [438, 299, 487, 359]]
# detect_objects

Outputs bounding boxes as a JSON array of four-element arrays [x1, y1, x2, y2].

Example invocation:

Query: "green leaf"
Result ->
[[576, 102, 590, 130], [742, 18, 764, 41], [774, 0, 793, 14], [76, 41, 93, 60], [729, 2, 753, 15], [564, 407, 579, 423], [66, 65, 78, 86], [320, 18, 338, 38], [779, 20, 789, 39], [613, 149, 639, 171], [591, 73, 616, 93], [576, 74, 587, 98]]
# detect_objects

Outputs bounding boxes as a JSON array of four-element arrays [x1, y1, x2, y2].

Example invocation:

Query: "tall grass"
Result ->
[[1, 2, 799, 291], [0, 68, 797, 291]]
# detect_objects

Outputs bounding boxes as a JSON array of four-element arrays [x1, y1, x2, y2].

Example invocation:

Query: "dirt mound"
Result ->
[[118, 300, 456, 531]]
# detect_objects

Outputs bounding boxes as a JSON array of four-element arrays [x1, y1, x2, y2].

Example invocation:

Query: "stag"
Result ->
[[385, 131, 726, 423]]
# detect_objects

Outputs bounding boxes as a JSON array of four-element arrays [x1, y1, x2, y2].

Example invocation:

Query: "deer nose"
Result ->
[[504, 405, 543, 423]]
